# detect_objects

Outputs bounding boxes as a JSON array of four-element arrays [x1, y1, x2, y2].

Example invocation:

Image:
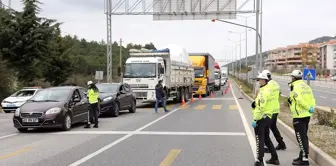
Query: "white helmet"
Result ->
[[290, 70, 302, 78], [87, 80, 93, 85], [256, 73, 268, 80], [262, 70, 271, 79]]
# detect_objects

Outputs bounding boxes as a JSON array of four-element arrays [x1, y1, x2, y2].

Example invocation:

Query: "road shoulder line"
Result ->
[[230, 81, 257, 160]]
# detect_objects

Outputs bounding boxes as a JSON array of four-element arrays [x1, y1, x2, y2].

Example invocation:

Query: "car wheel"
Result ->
[[129, 100, 136, 113], [17, 128, 28, 132], [62, 113, 72, 131], [111, 102, 120, 117]]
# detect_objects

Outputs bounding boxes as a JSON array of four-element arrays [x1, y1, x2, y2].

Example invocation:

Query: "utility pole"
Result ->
[[245, 18, 248, 81], [239, 34, 242, 73], [119, 38, 123, 82], [255, 0, 260, 73], [260, 0, 263, 71]]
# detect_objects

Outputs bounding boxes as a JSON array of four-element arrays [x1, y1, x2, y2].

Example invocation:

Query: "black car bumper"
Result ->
[[13, 115, 63, 129], [99, 100, 115, 115]]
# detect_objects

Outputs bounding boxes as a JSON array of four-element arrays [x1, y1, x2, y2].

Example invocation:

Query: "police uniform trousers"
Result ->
[[293, 117, 310, 158], [254, 116, 278, 161], [88, 103, 99, 125]]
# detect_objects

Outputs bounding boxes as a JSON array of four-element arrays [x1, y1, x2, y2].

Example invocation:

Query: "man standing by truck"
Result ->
[[155, 80, 169, 113]]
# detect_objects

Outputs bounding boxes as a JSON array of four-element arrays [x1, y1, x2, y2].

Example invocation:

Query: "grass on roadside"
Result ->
[[230, 76, 336, 159]]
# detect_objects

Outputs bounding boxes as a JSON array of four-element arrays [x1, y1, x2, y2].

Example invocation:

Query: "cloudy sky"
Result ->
[[8, 0, 336, 64]]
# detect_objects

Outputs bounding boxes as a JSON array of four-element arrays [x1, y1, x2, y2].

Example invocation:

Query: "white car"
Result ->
[[1, 87, 42, 113]]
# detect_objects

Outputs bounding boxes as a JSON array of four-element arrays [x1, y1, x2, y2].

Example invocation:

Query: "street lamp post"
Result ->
[[229, 31, 244, 74], [236, 14, 255, 81], [211, 17, 262, 95], [211, 18, 262, 69]]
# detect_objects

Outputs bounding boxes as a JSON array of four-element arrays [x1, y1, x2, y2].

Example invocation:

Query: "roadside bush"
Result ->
[[316, 108, 336, 128]]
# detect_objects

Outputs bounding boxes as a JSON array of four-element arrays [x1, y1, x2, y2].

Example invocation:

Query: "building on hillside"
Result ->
[[265, 43, 320, 71], [319, 40, 336, 75]]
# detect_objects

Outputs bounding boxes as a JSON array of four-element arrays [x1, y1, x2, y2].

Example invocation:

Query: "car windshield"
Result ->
[[96, 84, 119, 93], [123, 63, 156, 78], [194, 68, 204, 78], [30, 89, 70, 102], [11, 90, 36, 97]]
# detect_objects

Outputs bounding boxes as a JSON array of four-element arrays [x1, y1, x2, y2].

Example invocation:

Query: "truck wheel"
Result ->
[[180, 88, 184, 102], [184, 88, 189, 102], [175, 89, 181, 103], [206, 86, 210, 96]]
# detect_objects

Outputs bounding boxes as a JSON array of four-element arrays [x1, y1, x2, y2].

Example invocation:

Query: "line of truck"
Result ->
[[122, 45, 227, 103]]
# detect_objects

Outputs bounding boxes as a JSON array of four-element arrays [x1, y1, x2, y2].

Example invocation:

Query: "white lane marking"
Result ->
[[69, 102, 189, 166], [195, 98, 235, 101], [0, 133, 18, 140], [54, 131, 130, 135], [230, 83, 257, 159], [320, 96, 327, 99], [54, 131, 246, 136], [333, 99, 336, 101]]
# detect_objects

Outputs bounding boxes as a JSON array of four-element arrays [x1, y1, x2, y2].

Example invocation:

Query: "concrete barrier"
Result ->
[[231, 78, 336, 166]]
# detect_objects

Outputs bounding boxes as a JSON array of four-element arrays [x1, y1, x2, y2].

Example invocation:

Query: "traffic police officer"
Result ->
[[287, 70, 316, 165], [262, 70, 287, 152], [85, 81, 99, 128], [251, 73, 280, 166]]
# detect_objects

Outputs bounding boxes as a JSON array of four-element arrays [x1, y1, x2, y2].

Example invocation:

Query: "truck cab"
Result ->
[[123, 57, 165, 102], [189, 53, 215, 97]]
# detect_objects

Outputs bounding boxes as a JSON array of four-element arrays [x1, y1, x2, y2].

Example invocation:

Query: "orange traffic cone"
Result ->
[[198, 93, 202, 100], [181, 96, 186, 105], [191, 94, 195, 102]]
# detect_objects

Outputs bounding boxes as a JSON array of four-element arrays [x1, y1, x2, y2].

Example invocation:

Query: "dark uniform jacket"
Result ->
[[155, 83, 165, 99]]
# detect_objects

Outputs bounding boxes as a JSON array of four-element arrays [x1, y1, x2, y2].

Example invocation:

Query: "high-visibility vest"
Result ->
[[289, 80, 315, 118], [253, 83, 273, 121], [88, 89, 99, 104]]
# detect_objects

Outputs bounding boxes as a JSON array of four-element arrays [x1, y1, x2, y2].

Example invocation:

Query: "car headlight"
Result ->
[[15, 101, 26, 106], [45, 107, 61, 115], [103, 97, 113, 102], [14, 108, 20, 116]]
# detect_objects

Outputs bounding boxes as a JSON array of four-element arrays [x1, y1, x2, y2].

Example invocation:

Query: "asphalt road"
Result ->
[[273, 78, 336, 109], [0, 83, 317, 166]]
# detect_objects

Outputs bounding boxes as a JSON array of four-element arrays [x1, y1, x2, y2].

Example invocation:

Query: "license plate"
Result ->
[[7, 103, 16, 107], [22, 118, 38, 123]]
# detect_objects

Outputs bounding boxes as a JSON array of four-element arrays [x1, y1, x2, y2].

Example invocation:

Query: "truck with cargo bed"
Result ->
[[122, 45, 194, 103], [189, 53, 215, 96]]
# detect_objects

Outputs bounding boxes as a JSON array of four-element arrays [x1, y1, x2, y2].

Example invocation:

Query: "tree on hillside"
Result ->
[[0, 0, 57, 85], [144, 42, 156, 50], [43, 25, 73, 86]]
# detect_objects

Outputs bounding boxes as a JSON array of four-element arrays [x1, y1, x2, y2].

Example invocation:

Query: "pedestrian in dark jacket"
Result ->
[[155, 80, 169, 113]]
